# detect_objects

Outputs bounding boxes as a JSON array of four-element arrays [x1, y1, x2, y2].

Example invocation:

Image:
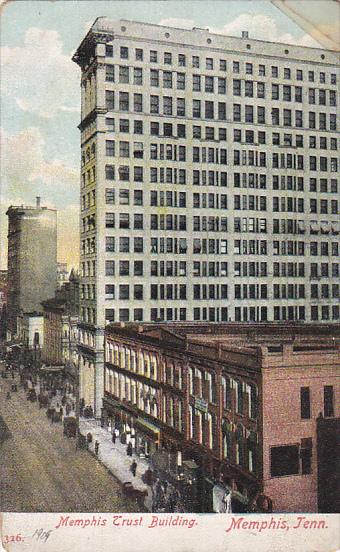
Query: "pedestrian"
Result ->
[[95, 440, 99, 455], [86, 432, 92, 449], [112, 432, 116, 444], [126, 442, 133, 456], [130, 460, 137, 477], [6, 391, 11, 400]]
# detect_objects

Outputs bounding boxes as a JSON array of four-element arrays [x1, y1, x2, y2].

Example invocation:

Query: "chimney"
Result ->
[[36, 196, 41, 208], [241, 31, 249, 39]]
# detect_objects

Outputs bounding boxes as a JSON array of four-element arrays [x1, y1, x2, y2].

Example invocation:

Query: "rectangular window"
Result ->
[[106, 90, 115, 110], [106, 140, 115, 156], [150, 50, 157, 63], [150, 69, 159, 87], [150, 95, 159, 114], [119, 92, 129, 111], [270, 445, 299, 477], [133, 93, 143, 112], [119, 65, 129, 83], [105, 261, 115, 276], [164, 52, 172, 64], [105, 212, 115, 228], [135, 48, 143, 60], [120, 46, 128, 59], [105, 45, 113, 57], [300, 387, 311, 419], [133, 67, 143, 85], [106, 64, 115, 82], [324, 386, 334, 417]]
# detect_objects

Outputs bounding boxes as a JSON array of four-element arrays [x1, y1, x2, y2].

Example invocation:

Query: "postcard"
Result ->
[[0, 1, 339, 551]]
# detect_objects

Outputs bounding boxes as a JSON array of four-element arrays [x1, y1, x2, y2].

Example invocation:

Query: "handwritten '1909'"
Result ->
[[32, 528, 52, 543]]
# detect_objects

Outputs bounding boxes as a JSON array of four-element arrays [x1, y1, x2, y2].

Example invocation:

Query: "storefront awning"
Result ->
[[39, 365, 64, 372], [134, 417, 160, 435]]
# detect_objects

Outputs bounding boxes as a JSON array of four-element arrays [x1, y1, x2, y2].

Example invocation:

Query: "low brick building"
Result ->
[[102, 323, 339, 513]]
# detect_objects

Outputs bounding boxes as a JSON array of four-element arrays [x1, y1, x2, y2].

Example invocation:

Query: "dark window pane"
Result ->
[[270, 445, 299, 477], [300, 387, 311, 419]]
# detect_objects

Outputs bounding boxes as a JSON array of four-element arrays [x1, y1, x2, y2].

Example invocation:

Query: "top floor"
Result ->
[[105, 322, 340, 373], [73, 18, 339, 72]]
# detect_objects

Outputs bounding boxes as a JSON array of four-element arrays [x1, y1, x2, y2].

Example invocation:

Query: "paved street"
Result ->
[[0, 364, 141, 512]]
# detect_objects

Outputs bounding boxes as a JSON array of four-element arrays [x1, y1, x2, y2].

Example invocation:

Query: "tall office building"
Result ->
[[6, 197, 57, 337], [73, 18, 339, 415]]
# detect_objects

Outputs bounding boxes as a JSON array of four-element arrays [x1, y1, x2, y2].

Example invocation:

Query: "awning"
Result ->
[[134, 417, 160, 435], [331, 222, 339, 233], [310, 222, 319, 232], [39, 365, 64, 372]]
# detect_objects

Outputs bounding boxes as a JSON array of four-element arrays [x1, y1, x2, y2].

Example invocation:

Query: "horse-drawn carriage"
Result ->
[[63, 416, 77, 438], [38, 393, 49, 408], [27, 389, 37, 402], [122, 482, 148, 507]]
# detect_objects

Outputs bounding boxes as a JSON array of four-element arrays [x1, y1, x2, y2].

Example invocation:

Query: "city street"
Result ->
[[0, 363, 141, 512]]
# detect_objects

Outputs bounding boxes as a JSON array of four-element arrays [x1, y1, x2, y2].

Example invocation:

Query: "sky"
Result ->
[[0, 0, 327, 270]]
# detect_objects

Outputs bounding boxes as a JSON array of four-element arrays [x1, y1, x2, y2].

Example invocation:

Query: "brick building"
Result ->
[[101, 323, 339, 512]]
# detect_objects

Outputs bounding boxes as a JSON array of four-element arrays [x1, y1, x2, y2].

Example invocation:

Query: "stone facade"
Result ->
[[72, 19, 339, 416]]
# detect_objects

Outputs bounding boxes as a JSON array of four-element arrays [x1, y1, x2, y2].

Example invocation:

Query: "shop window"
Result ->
[[270, 445, 299, 477]]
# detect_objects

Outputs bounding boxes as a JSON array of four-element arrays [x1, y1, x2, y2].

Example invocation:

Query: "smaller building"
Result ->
[[6, 198, 57, 337], [17, 311, 44, 349], [0, 270, 8, 338], [57, 262, 69, 289], [42, 270, 79, 368], [102, 323, 339, 513]]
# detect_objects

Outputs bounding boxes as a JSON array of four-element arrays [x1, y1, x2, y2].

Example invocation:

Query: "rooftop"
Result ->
[[73, 17, 338, 67], [106, 322, 340, 368]]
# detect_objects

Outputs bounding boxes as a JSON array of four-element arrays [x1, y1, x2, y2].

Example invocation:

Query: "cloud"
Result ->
[[159, 13, 321, 47], [0, 126, 79, 268], [0, 126, 78, 206], [1, 27, 80, 118]]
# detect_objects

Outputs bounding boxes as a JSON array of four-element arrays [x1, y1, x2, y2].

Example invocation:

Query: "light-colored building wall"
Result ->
[[73, 18, 340, 415], [7, 199, 57, 335], [17, 313, 44, 349]]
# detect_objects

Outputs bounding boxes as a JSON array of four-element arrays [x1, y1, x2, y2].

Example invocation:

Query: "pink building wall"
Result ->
[[261, 345, 340, 512]]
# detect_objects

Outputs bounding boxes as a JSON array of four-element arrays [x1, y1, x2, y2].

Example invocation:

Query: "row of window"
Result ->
[[105, 140, 339, 173], [83, 304, 340, 326], [272, 219, 339, 235], [80, 259, 339, 279], [81, 235, 340, 261], [107, 45, 337, 85], [233, 80, 337, 105], [104, 117, 334, 151], [107, 67, 336, 108]]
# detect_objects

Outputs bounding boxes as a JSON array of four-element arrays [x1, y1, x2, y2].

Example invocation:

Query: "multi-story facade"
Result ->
[[6, 197, 57, 338], [73, 18, 339, 414], [0, 270, 8, 338], [42, 270, 79, 366], [103, 322, 340, 512], [57, 262, 69, 289]]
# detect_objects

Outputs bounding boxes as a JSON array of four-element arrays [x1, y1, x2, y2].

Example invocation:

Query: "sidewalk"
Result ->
[[79, 418, 152, 511]]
